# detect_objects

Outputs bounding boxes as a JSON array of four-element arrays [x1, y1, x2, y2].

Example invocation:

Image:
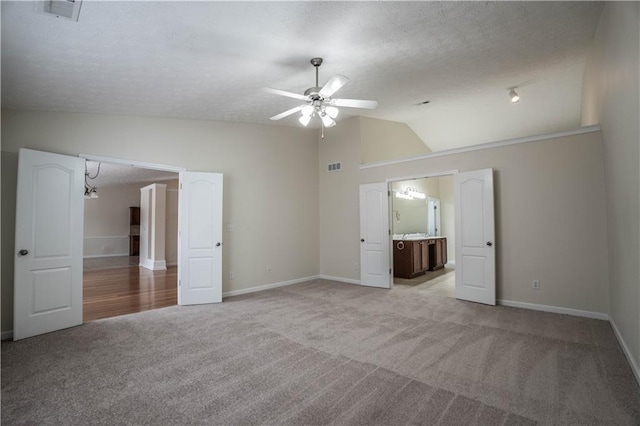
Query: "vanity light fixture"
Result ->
[[395, 188, 426, 200], [406, 188, 426, 199], [508, 87, 520, 103], [395, 191, 414, 200]]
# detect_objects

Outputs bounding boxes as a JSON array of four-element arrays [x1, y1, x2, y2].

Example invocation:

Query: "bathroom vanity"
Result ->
[[393, 237, 447, 279]]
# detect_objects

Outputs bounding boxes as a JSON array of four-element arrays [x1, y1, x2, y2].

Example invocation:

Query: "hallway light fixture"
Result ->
[[84, 162, 101, 199], [508, 87, 520, 103]]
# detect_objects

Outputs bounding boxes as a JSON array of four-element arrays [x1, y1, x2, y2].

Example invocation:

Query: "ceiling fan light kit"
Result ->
[[266, 57, 378, 136]]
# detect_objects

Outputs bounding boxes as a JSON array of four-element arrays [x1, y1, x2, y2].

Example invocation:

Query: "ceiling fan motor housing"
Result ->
[[304, 87, 323, 99]]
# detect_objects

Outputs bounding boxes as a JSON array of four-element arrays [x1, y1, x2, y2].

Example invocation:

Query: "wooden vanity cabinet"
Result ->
[[394, 240, 430, 278], [394, 237, 448, 278], [428, 238, 447, 271]]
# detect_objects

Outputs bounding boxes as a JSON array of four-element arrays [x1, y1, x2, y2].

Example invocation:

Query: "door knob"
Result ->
[[216, 242, 222, 247], [18, 249, 29, 256], [486, 242, 493, 247], [360, 239, 365, 243]]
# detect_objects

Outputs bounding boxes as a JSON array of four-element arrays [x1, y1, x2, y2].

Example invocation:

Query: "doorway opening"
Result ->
[[81, 160, 180, 322], [389, 174, 455, 298]]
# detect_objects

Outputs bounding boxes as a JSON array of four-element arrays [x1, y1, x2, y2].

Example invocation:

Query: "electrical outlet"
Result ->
[[229, 271, 234, 280], [532, 279, 540, 290], [354, 262, 359, 271], [226, 224, 234, 232]]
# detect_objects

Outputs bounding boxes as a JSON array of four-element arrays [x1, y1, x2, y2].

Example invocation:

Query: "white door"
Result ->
[[427, 197, 441, 236], [454, 168, 496, 305], [14, 149, 85, 340], [359, 182, 391, 288], [178, 172, 223, 305]]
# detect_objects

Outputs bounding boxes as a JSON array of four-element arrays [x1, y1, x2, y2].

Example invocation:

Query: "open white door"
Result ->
[[178, 172, 223, 305], [359, 182, 391, 289], [454, 168, 496, 305], [14, 149, 85, 340]]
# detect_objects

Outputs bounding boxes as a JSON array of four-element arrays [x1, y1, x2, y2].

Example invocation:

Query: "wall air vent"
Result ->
[[40, 0, 83, 22], [327, 162, 342, 173]]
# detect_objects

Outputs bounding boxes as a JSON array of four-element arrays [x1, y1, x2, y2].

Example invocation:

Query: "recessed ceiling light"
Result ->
[[508, 87, 520, 103]]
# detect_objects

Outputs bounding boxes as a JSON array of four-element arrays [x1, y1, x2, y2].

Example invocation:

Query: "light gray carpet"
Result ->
[[2, 278, 639, 425]]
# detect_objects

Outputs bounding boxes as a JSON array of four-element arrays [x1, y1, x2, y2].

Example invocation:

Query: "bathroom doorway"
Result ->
[[390, 175, 455, 298]]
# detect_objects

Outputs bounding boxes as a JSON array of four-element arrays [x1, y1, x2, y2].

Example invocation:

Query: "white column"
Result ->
[[139, 183, 167, 270]]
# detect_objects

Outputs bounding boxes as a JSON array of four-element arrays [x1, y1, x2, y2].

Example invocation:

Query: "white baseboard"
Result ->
[[609, 318, 640, 386], [223, 275, 321, 298], [1, 330, 13, 340], [139, 259, 167, 271], [497, 299, 609, 321], [318, 275, 361, 285], [83, 253, 129, 259]]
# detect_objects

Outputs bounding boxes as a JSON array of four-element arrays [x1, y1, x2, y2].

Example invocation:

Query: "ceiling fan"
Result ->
[[265, 58, 378, 129]]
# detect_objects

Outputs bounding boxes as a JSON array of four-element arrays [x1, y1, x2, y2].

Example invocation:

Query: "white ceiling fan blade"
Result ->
[[270, 105, 303, 121], [331, 98, 378, 109], [319, 74, 349, 97], [264, 87, 308, 101]]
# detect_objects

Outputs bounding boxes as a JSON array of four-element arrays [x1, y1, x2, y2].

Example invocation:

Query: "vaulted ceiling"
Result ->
[[1, 1, 603, 151]]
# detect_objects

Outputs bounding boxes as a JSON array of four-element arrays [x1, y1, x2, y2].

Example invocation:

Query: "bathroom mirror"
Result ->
[[391, 176, 453, 238]]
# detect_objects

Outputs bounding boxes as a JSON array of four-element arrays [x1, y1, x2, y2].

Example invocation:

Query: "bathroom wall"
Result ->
[[438, 176, 455, 261]]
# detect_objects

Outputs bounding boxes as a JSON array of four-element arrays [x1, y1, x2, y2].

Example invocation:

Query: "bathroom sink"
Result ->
[[393, 233, 428, 240]]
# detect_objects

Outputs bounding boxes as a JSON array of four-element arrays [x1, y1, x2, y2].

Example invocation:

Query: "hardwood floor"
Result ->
[[83, 265, 177, 322]]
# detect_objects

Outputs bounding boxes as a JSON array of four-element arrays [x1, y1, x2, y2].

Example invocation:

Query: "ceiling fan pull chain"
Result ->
[[321, 121, 325, 139]]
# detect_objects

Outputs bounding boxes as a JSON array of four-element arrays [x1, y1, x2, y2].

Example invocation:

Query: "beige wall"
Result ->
[[83, 179, 178, 262], [360, 117, 431, 163], [1, 109, 319, 333], [582, 2, 640, 372], [320, 128, 610, 314], [165, 181, 179, 265]]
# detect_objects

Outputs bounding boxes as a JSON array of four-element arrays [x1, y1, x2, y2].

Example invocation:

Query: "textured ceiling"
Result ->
[[85, 161, 177, 188], [1, 2, 603, 151]]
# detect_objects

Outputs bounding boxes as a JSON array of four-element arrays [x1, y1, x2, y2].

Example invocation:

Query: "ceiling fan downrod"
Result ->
[[310, 57, 323, 88]]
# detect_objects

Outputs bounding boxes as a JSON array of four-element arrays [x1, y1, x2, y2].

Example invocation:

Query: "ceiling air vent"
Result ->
[[40, 0, 83, 22], [327, 162, 342, 173]]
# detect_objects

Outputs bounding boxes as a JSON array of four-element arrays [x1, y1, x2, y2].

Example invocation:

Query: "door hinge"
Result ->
[[178, 279, 181, 287], [388, 229, 391, 235], [388, 190, 391, 197], [389, 268, 392, 274], [180, 183, 182, 189]]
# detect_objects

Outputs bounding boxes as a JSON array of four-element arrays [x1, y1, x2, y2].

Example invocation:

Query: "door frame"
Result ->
[[385, 170, 458, 287], [79, 153, 189, 304], [427, 197, 441, 237]]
